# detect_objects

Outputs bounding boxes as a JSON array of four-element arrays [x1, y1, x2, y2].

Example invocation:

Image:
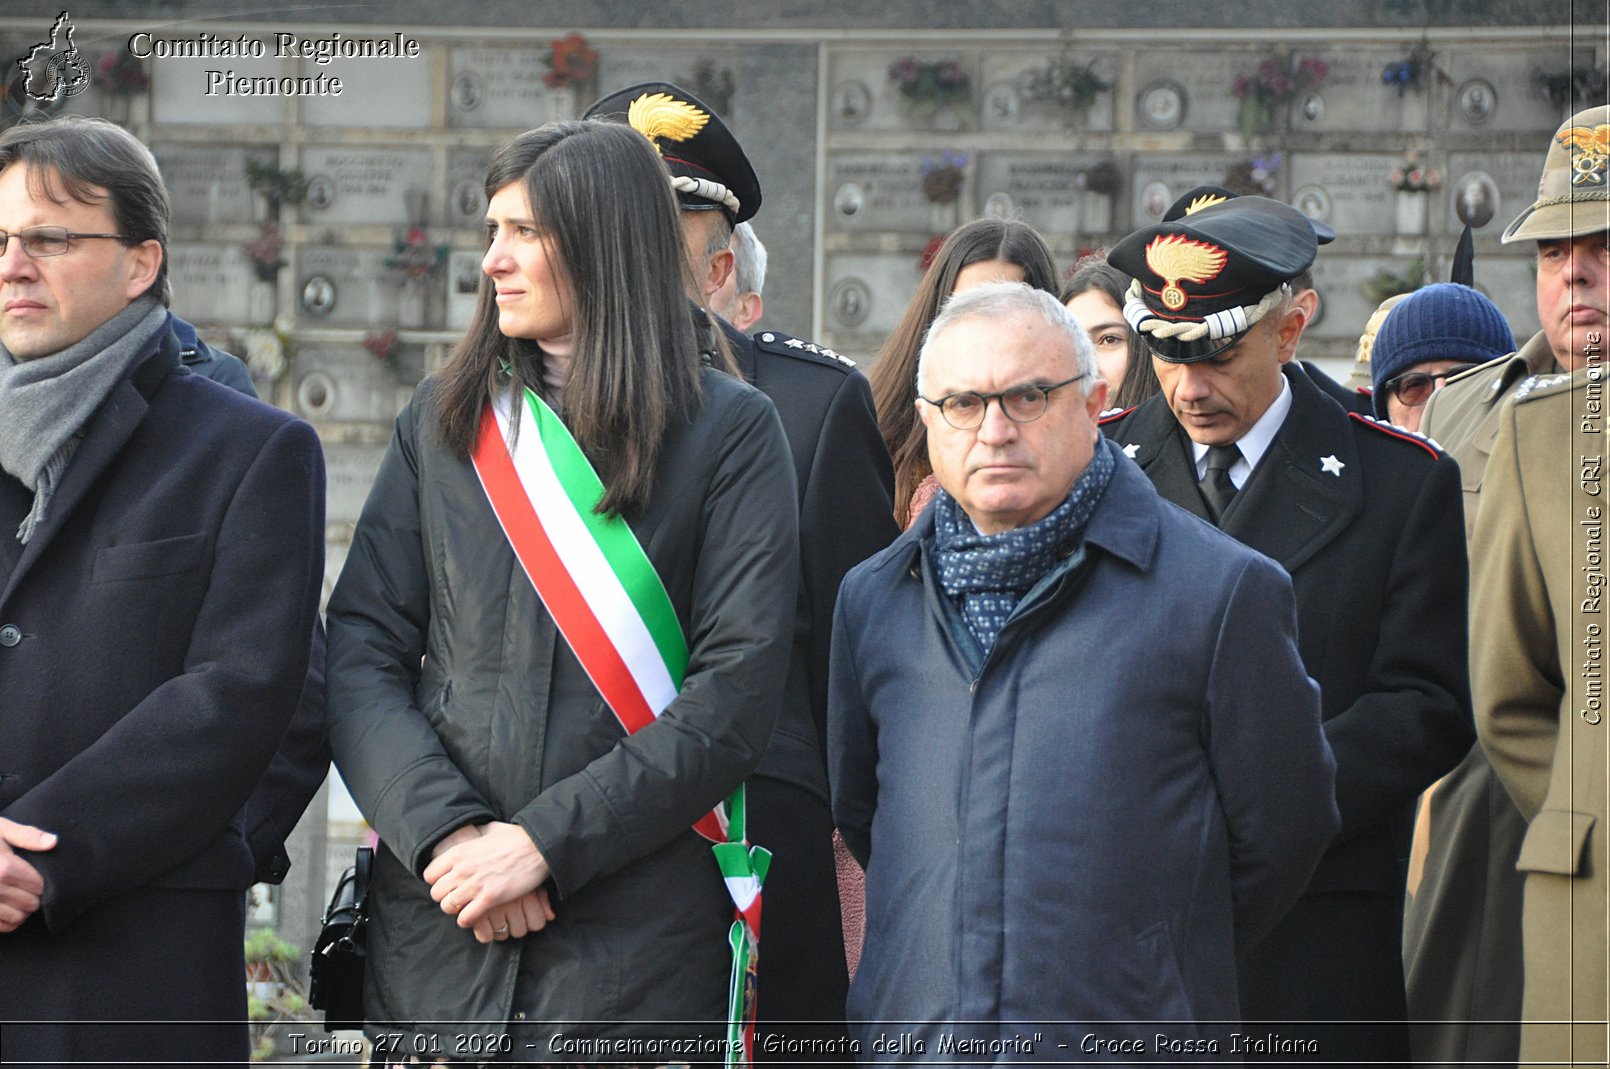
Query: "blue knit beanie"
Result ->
[[1371, 283, 1516, 416]]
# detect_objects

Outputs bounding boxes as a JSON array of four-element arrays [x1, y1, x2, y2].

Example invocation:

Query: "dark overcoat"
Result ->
[[325, 370, 799, 1052], [829, 448, 1339, 1057], [0, 329, 326, 1064], [1101, 363, 1473, 1063]]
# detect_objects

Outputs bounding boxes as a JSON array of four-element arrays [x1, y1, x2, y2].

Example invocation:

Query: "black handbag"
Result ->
[[309, 845, 372, 1032]]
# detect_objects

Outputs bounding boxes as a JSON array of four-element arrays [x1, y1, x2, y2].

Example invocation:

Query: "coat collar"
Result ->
[[884, 440, 1161, 578], [1, 329, 179, 610], [1116, 363, 1360, 573], [1447, 332, 1558, 461]]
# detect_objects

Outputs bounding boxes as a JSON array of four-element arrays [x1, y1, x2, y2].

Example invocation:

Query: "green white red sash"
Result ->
[[471, 386, 768, 1067]]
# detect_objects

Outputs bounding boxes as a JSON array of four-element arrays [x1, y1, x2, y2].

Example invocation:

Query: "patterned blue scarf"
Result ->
[[932, 437, 1116, 655]]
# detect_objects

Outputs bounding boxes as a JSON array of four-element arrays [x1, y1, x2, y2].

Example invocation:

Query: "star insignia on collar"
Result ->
[[1320, 454, 1345, 477], [785, 338, 806, 349], [1122, 443, 1140, 458]]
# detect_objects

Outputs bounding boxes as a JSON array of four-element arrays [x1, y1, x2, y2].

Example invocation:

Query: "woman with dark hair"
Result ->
[[325, 119, 798, 1059], [868, 217, 1059, 525], [1060, 251, 1159, 411]]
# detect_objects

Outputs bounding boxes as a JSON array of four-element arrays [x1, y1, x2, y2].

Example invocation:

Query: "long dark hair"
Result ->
[[868, 217, 1059, 523], [435, 120, 702, 517], [1061, 252, 1160, 411]]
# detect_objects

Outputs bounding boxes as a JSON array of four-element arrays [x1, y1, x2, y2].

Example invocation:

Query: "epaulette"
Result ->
[[1512, 372, 1573, 404], [1096, 405, 1137, 425], [754, 330, 858, 370], [1348, 412, 1443, 459]]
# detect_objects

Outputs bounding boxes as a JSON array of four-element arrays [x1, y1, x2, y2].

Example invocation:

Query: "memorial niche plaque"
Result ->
[[1130, 156, 1240, 224], [156, 146, 275, 225], [825, 252, 928, 337], [448, 47, 553, 129], [1131, 52, 1245, 134], [977, 155, 1104, 236], [1286, 155, 1399, 237], [150, 47, 281, 125], [303, 52, 430, 128], [300, 148, 431, 226], [297, 247, 391, 328], [295, 345, 409, 424], [978, 52, 1115, 133], [1447, 152, 1545, 230], [602, 49, 742, 110], [320, 444, 388, 527], [1306, 256, 1401, 341], [828, 155, 954, 235], [827, 50, 979, 132], [1443, 49, 1575, 132], [167, 244, 254, 322], [1285, 51, 1423, 132], [448, 149, 493, 225]]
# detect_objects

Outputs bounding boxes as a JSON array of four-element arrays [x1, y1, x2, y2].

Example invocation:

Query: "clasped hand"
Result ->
[[0, 817, 56, 933], [423, 822, 555, 945]]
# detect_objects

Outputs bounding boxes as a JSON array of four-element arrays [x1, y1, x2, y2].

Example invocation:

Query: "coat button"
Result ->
[[0, 625, 20, 647]]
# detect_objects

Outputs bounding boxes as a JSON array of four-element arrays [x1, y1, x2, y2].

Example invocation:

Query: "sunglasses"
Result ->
[[1381, 368, 1466, 408]]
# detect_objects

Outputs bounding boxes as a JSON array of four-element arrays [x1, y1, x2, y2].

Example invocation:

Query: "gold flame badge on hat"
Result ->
[[1145, 235, 1229, 312], [1556, 122, 1610, 187], [627, 92, 709, 154], [1185, 192, 1230, 215]]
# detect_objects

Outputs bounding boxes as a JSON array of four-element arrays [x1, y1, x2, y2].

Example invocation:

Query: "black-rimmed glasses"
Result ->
[[1381, 368, 1464, 408], [919, 374, 1087, 430], [0, 226, 130, 259]]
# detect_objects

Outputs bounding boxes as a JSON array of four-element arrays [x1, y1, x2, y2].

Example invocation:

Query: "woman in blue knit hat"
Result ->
[[1370, 282, 1516, 432]]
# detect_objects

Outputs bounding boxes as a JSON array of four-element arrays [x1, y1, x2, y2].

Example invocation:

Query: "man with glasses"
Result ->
[[0, 116, 324, 1063], [1406, 104, 1610, 1069], [829, 281, 1337, 1056], [1101, 195, 1471, 1066], [1369, 283, 1515, 435]]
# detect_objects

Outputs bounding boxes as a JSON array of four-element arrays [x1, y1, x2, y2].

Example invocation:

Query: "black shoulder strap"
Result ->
[[354, 845, 373, 910]]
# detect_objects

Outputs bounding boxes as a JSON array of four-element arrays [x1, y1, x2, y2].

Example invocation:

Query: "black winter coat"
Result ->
[[1101, 363, 1472, 1063], [0, 331, 325, 1063], [326, 369, 798, 1051]]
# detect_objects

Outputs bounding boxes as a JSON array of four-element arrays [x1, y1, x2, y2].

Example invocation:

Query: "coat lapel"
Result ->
[[1219, 365, 1360, 573], [0, 341, 171, 612], [1122, 396, 1215, 524]]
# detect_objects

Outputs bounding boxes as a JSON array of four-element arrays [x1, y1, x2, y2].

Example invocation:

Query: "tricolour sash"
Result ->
[[471, 386, 768, 1067]]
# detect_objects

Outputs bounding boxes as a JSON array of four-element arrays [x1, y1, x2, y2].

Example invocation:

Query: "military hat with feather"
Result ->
[[1109, 195, 1318, 363], [583, 81, 762, 225]]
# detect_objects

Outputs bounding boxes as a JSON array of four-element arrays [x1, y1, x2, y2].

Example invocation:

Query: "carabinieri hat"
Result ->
[[583, 81, 762, 225], [1502, 104, 1610, 243], [1109, 195, 1318, 363], [1163, 184, 1336, 245]]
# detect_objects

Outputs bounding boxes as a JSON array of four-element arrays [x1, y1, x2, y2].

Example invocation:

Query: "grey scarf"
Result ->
[[0, 296, 167, 543]]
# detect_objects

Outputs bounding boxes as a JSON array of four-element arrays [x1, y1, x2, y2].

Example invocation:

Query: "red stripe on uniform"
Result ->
[[1348, 412, 1440, 459]]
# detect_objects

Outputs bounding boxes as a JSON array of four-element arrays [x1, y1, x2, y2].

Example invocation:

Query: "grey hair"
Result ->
[[0, 115, 170, 305], [917, 280, 1097, 398], [731, 221, 767, 297], [699, 207, 735, 259]]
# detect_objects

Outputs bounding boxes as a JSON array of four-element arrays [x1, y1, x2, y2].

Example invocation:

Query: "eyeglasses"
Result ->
[[919, 374, 1087, 430], [0, 226, 130, 259], [1381, 368, 1464, 408]]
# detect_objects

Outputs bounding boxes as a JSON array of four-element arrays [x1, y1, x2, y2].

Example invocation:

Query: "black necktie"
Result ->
[[1200, 444, 1241, 523]]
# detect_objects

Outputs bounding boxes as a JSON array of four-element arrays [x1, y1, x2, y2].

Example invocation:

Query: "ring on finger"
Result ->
[[495, 923, 509, 936]]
